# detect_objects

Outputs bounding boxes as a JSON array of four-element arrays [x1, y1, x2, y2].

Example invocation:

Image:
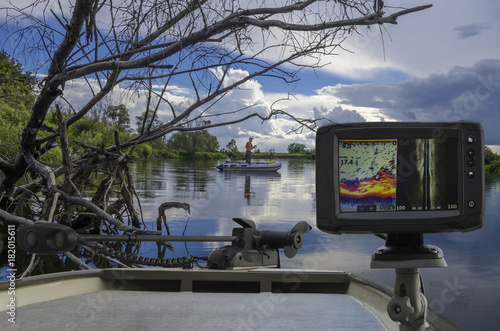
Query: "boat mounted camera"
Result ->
[[316, 121, 485, 330]]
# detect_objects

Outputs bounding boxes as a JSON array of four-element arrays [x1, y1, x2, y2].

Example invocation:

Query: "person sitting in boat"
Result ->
[[245, 137, 257, 164]]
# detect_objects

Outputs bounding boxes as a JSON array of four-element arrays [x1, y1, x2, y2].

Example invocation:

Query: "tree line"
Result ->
[[485, 147, 500, 174], [0, 51, 314, 161]]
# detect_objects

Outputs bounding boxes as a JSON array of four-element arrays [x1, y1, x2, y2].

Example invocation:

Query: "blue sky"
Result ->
[[187, 0, 500, 152], [216, 0, 500, 152], [1, 0, 499, 152]]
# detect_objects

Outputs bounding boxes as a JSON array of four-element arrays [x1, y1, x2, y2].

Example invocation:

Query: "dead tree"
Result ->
[[0, 1, 431, 237]]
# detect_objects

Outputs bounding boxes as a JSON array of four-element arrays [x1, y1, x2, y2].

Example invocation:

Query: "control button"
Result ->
[[468, 200, 475, 208], [467, 149, 475, 157], [467, 159, 475, 167], [467, 171, 475, 178], [466, 136, 475, 144]]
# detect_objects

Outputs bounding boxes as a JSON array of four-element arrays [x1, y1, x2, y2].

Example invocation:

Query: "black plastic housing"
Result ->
[[316, 121, 485, 234], [18, 222, 78, 254]]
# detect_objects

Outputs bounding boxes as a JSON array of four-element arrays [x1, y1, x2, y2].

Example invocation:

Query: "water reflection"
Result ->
[[4, 158, 498, 330], [128, 159, 500, 331], [131, 159, 313, 225], [245, 175, 251, 201]]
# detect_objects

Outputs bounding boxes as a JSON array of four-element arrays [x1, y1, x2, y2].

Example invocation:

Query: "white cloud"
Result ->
[[55, 57, 500, 152], [315, 60, 500, 144], [313, 106, 366, 127], [59, 78, 192, 125], [6, 0, 500, 150], [294, 0, 500, 80]]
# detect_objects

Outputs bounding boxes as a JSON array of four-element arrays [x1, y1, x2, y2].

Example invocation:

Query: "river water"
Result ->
[[129, 159, 500, 331]]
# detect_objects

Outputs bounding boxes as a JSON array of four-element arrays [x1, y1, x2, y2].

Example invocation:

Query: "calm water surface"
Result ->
[[130, 159, 500, 331]]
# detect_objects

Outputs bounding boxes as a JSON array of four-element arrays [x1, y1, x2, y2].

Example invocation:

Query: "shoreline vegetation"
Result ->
[[153, 150, 315, 161], [485, 147, 500, 179], [0, 50, 495, 174], [144, 145, 499, 172]]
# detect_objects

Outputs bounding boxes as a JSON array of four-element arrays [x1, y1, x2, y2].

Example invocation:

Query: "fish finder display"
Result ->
[[316, 121, 485, 234], [339, 138, 458, 213]]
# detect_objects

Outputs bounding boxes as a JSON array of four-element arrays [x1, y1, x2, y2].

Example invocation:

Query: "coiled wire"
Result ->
[[94, 243, 207, 268]]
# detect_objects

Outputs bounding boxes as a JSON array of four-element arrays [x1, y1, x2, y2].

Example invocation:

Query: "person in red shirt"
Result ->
[[245, 137, 257, 163]]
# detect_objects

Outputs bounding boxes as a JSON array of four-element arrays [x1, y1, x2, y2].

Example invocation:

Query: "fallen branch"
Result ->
[[24, 154, 157, 235], [18, 254, 38, 279], [64, 251, 93, 270], [0, 209, 34, 226], [47, 192, 60, 223], [156, 202, 191, 235]]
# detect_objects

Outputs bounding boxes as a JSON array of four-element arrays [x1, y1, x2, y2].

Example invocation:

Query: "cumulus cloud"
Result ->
[[317, 60, 500, 144], [328, 0, 500, 80], [59, 78, 192, 126], [313, 106, 366, 127], [57, 65, 324, 152], [58, 57, 500, 150]]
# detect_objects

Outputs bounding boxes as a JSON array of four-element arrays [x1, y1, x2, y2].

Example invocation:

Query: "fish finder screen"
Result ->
[[339, 138, 458, 213]]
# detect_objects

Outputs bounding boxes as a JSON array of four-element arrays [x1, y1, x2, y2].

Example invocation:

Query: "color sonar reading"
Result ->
[[339, 140, 397, 212]]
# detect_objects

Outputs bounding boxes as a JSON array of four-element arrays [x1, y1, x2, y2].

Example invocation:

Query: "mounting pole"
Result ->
[[371, 234, 447, 331]]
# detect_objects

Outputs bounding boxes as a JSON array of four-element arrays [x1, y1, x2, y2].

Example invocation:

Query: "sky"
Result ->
[[1, 0, 499, 153], [212, 0, 500, 152]]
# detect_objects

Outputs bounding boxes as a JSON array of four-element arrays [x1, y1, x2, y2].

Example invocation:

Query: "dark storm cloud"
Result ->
[[453, 24, 491, 39], [319, 60, 500, 144]]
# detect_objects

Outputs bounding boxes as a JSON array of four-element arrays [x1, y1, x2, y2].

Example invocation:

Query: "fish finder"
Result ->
[[316, 121, 485, 330], [316, 121, 485, 234]]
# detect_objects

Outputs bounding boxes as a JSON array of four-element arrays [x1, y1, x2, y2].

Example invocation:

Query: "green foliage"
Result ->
[[287, 143, 307, 154], [485, 146, 499, 164], [489, 160, 500, 173], [167, 130, 220, 155], [40, 146, 63, 165], [225, 139, 239, 153], [0, 51, 36, 156], [104, 104, 131, 131], [136, 110, 162, 133], [0, 104, 25, 153], [0, 51, 36, 108], [66, 114, 135, 153], [133, 144, 153, 158], [193, 151, 227, 160], [485, 147, 500, 173], [160, 149, 183, 159]]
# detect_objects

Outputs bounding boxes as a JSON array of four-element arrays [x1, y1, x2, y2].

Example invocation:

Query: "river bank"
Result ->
[[145, 147, 498, 173], [145, 149, 315, 160]]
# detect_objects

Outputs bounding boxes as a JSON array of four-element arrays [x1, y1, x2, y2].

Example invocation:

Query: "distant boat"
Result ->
[[216, 159, 281, 172]]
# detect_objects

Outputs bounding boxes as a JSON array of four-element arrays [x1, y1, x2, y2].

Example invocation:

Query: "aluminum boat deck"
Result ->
[[0, 268, 459, 330]]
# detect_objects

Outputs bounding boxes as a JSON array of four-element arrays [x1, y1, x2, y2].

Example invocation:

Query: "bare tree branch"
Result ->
[[0, 1, 432, 273]]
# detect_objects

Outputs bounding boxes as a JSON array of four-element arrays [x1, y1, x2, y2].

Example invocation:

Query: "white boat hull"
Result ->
[[217, 161, 281, 172]]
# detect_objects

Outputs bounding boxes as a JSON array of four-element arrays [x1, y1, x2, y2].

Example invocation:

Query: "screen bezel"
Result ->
[[316, 121, 484, 234]]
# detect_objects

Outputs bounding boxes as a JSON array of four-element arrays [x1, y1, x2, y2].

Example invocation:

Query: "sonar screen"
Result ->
[[316, 121, 485, 234], [338, 138, 459, 214], [339, 139, 398, 213]]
